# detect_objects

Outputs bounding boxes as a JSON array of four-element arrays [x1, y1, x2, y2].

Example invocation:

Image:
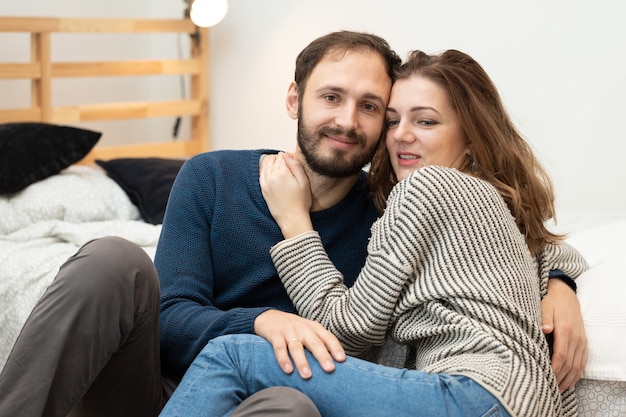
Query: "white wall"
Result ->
[[209, 0, 626, 215], [2, 0, 625, 215]]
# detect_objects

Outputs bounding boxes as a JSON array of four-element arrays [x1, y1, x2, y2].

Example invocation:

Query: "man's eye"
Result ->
[[363, 103, 376, 112], [324, 95, 338, 102]]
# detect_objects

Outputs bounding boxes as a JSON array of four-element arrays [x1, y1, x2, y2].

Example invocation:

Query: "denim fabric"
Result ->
[[160, 334, 511, 417]]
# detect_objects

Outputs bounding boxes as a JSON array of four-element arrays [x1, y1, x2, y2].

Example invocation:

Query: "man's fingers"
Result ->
[[541, 302, 555, 335], [272, 338, 295, 375], [557, 344, 587, 392], [301, 336, 336, 374], [287, 338, 312, 379], [255, 311, 342, 380]]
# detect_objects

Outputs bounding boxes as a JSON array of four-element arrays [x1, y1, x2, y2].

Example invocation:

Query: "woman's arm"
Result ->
[[271, 229, 410, 355], [261, 154, 412, 355]]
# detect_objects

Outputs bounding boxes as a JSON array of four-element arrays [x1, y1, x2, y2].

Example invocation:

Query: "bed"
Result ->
[[0, 15, 208, 374], [550, 212, 626, 416], [1, 16, 625, 417]]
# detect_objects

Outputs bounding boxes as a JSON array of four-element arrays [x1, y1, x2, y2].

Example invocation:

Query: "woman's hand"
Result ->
[[260, 152, 314, 239]]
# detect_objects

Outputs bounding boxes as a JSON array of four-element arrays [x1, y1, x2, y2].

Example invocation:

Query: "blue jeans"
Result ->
[[160, 334, 511, 417]]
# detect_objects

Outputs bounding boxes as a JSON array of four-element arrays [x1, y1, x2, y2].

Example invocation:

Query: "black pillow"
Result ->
[[95, 157, 185, 225], [0, 122, 101, 194]]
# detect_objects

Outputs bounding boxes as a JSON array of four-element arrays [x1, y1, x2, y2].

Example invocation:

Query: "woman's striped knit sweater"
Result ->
[[271, 166, 588, 417]]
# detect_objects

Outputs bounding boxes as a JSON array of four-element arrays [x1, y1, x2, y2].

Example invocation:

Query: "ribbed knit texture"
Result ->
[[155, 149, 379, 379], [271, 166, 588, 417]]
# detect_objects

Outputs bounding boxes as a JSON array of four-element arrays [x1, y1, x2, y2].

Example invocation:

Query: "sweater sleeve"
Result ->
[[271, 234, 410, 355], [270, 171, 430, 355], [271, 166, 550, 357], [537, 241, 589, 297], [156, 156, 272, 378]]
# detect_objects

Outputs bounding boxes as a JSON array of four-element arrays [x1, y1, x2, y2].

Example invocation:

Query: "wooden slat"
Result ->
[[0, 108, 41, 122], [0, 99, 202, 124], [79, 140, 195, 165], [0, 17, 196, 34], [0, 63, 40, 79], [52, 99, 202, 123], [0, 17, 57, 32], [0, 60, 200, 79], [52, 59, 201, 77], [32, 32, 52, 121]]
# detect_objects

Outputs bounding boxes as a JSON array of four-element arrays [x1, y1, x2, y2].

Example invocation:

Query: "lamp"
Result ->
[[185, 0, 229, 28], [174, 0, 226, 138]]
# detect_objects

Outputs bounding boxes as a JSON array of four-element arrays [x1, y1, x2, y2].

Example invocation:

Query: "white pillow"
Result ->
[[565, 218, 626, 381], [0, 166, 140, 235]]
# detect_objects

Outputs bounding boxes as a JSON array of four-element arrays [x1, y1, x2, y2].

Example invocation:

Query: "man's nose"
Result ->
[[335, 104, 359, 131]]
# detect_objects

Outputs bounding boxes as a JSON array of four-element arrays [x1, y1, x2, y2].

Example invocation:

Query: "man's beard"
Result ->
[[297, 118, 377, 179]]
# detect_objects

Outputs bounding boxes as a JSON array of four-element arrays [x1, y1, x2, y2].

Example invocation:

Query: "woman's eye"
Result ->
[[386, 119, 399, 128], [418, 119, 437, 127]]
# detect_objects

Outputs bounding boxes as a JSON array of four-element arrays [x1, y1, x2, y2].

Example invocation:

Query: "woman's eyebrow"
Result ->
[[386, 106, 439, 114]]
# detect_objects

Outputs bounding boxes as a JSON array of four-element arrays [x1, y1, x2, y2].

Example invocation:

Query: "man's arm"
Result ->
[[541, 277, 587, 391], [156, 160, 268, 378], [539, 241, 590, 391], [157, 156, 344, 380], [254, 310, 345, 379]]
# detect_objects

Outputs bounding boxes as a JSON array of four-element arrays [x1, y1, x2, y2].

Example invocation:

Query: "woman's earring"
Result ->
[[470, 157, 477, 173]]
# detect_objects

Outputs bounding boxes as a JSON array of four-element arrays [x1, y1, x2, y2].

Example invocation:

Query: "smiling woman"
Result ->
[[384, 76, 469, 181]]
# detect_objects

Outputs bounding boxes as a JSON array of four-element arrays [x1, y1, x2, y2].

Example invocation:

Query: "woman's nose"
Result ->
[[392, 120, 415, 143]]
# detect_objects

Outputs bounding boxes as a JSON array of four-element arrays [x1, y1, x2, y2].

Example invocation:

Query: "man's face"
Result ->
[[295, 50, 392, 178]]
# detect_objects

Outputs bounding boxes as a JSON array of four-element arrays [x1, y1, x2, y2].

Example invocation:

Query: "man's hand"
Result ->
[[542, 278, 587, 391], [254, 310, 346, 379]]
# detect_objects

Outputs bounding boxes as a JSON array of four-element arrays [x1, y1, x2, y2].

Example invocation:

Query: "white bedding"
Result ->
[[0, 166, 162, 370], [550, 212, 626, 382], [545, 212, 626, 416]]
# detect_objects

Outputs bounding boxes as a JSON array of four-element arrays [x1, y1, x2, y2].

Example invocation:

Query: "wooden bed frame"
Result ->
[[0, 17, 209, 163]]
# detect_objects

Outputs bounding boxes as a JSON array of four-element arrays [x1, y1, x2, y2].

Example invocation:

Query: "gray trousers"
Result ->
[[0, 237, 320, 417]]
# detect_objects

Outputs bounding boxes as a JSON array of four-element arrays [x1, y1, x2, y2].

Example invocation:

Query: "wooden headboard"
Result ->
[[0, 17, 209, 164]]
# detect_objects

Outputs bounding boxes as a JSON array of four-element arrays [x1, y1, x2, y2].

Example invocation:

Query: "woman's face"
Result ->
[[385, 75, 469, 182]]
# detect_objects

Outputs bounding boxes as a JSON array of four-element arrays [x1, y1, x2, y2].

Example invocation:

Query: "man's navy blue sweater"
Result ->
[[156, 149, 379, 379]]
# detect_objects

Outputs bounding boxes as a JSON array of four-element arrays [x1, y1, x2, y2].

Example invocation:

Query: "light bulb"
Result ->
[[190, 0, 229, 28]]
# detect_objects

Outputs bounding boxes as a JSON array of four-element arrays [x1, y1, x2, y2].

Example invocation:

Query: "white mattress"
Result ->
[[550, 211, 626, 415], [553, 211, 626, 382]]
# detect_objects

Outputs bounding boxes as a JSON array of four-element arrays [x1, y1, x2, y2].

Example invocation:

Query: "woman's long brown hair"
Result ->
[[369, 49, 563, 256]]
